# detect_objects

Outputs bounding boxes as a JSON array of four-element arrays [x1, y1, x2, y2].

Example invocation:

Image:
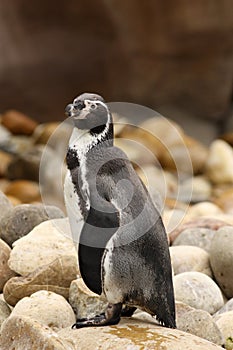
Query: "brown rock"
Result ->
[[4, 180, 41, 203], [4, 255, 78, 306], [0, 151, 12, 177], [6, 195, 21, 206], [0, 315, 71, 350], [6, 145, 43, 182], [1, 109, 38, 135], [169, 217, 229, 243], [214, 189, 233, 214], [220, 132, 233, 147], [0, 239, 16, 292], [160, 134, 208, 175]]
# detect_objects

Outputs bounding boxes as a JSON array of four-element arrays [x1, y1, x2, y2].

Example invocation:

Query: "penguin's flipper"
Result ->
[[72, 303, 122, 329]]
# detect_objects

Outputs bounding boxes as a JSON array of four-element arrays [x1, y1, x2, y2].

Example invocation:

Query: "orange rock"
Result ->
[[6, 195, 21, 206], [1, 110, 38, 135], [214, 189, 233, 214], [0, 151, 12, 177], [5, 180, 41, 203]]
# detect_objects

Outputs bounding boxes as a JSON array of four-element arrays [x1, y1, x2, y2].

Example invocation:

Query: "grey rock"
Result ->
[[215, 298, 233, 316], [6, 145, 43, 181], [174, 271, 224, 314], [0, 299, 11, 329], [173, 227, 215, 252], [69, 278, 108, 319], [176, 302, 224, 346], [0, 191, 13, 221], [0, 203, 64, 246], [214, 311, 233, 349], [210, 226, 233, 298], [0, 239, 16, 292]]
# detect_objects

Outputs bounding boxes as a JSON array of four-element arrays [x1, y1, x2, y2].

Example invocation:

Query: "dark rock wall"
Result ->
[[0, 0, 232, 126]]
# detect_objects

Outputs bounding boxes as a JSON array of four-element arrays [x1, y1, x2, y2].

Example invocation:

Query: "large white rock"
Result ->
[[10, 290, 75, 331], [205, 139, 233, 184], [173, 271, 224, 314], [170, 245, 212, 277], [8, 218, 77, 276], [0, 315, 71, 350]]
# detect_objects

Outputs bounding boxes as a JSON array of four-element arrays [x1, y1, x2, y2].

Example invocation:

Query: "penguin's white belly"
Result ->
[[64, 170, 84, 245], [102, 240, 124, 303]]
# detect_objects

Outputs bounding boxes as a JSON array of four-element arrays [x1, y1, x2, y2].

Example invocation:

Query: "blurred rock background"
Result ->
[[0, 0, 232, 143]]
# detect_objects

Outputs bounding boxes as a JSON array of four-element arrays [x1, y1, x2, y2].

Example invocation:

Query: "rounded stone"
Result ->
[[0, 191, 13, 221], [0, 315, 70, 350], [69, 278, 108, 319], [178, 176, 212, 203], [170, 245, 212, 276], [6, 146, 43, 182], [0, 239, 16, 291], [169, 217, 230, 243], [173, 271, 224, 314], [0, 203, 65, 246], [215, 298, 233, 316], [3, 254, 78, 306], [210, 226, 233, 298], [176, 303, 223, 346], [0, 299, 11, 329], [187, 202, 223, 218], [0, 151, 12, 177], [172, 227, 215, 252], [10, 290, 75, 331], [214, 311, 233, 349], [1, 109, 38, 135], [5, 180, 41, 203], [8, 218, 76, 276], [214, 189, 233, 214], [205, 139, 233, 184]]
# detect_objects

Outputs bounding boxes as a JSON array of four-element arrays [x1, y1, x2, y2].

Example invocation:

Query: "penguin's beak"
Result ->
[[65, 101, 89, 120]]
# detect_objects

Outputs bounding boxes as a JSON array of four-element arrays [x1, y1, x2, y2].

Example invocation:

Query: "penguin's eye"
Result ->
[[90, 104, 96, 110]]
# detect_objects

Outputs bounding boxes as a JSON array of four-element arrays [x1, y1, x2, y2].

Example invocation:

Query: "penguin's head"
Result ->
[[65, 93, 112, 136]]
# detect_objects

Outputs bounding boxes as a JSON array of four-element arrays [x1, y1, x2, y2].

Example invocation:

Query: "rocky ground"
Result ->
[[0, 109, 233, 349]]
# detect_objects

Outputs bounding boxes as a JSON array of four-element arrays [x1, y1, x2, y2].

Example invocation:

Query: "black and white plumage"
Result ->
[[64, 92, 176, 329]]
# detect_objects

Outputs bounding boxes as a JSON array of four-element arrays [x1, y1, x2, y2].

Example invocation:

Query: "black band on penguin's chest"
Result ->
[[66, 147, 88, 219]]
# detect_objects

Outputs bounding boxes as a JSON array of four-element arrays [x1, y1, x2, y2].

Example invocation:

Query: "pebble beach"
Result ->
[[0, 109, 233, 349]]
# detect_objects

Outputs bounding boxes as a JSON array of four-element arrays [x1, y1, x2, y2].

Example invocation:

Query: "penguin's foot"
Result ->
[[121, 306, 137, 317], [72, 303, 122, 329]]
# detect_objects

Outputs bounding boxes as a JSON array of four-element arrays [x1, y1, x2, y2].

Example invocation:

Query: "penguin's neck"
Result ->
[[67, 122, 113, 168]]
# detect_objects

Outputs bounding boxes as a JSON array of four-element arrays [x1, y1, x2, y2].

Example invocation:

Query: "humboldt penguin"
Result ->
[[64, 92, 176, 328]]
